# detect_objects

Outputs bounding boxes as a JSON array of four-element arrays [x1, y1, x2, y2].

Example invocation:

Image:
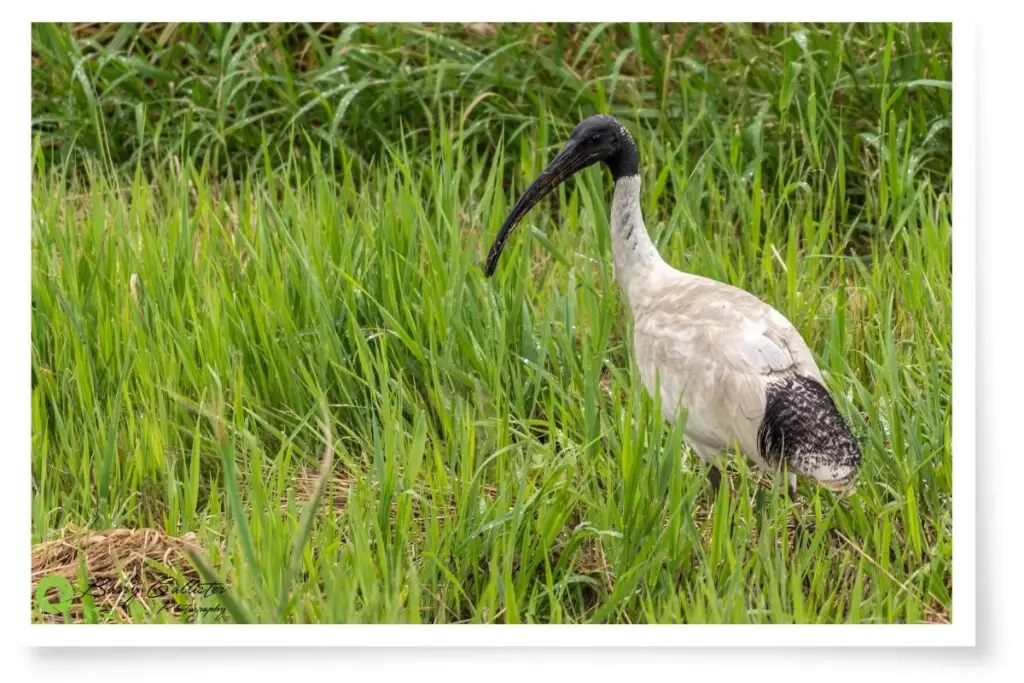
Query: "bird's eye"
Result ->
[[590, 133, 601, 142]]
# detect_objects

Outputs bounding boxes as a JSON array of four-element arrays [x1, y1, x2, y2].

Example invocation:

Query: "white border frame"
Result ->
[[24, 623, 973, 647], [13, 9, 973, 650]]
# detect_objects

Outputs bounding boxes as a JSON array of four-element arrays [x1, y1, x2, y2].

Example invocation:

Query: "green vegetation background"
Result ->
[[31, 23, 952, 624]]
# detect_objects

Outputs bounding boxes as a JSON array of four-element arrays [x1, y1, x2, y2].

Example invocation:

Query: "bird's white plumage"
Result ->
[[608, 176, 823, 473]]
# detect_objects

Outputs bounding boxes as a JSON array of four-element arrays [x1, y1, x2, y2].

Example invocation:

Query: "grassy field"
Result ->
[[31, 22, 952, 624]]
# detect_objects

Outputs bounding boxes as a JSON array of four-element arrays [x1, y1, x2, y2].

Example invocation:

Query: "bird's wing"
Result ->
[[637, 273, 822, 377], [631, 273, 823, 456]]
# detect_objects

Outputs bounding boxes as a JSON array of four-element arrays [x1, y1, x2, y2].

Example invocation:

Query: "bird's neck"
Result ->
[[610, 175, 662, 308]]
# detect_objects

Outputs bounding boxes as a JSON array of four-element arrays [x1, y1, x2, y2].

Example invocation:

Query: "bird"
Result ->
[[483, 114, 861, 498]]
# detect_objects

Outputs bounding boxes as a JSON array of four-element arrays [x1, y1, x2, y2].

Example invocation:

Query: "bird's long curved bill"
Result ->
[[484, 141, 585, 277]]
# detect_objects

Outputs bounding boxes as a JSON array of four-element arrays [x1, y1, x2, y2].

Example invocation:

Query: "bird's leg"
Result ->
[[782, 470, 806, 550], [708, 465, 722, 495]]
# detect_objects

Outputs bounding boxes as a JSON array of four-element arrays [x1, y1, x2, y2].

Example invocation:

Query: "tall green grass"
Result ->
[[31, 22, 951, 623], [33, 23, 951, 194]]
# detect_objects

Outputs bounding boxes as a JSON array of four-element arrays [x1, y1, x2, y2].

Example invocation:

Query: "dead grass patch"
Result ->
[[31, 526, 205, 623]]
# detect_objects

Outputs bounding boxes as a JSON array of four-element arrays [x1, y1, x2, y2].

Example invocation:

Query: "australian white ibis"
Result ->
[[484, 115, 861, 498]]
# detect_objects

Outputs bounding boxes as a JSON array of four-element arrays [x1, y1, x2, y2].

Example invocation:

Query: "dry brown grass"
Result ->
[[31, 526, 205, 623]]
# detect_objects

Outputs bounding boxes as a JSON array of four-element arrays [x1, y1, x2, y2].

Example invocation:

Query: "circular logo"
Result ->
[[35, 575, 74, 615]]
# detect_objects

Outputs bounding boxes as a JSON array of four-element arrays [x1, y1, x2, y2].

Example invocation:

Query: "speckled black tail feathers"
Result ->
[[757, 375, 861, 476]]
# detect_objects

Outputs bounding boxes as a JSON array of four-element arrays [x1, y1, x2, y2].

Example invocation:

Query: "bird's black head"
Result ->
[[483, 115, 639, 277], [565, 115, 639, 181]]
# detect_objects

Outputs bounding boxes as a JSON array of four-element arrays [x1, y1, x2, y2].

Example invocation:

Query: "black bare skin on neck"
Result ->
[[606, 137, 639, 180]]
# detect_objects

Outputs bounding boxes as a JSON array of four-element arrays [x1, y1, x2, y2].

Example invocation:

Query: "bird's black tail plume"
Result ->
[[758, 375, 861, 488]]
